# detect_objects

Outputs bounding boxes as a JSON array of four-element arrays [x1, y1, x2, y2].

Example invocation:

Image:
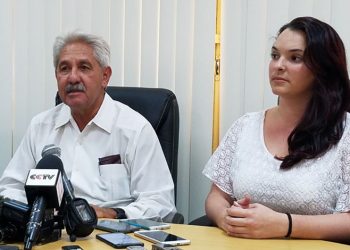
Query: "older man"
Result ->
[[0, 32, 176, 220]]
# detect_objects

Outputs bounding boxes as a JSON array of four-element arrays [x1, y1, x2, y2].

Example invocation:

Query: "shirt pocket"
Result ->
[[99, 163, 130, 200]]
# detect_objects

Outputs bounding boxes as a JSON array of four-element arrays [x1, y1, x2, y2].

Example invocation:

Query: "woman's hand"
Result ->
[[233, 194, 251, 208], [223, 202, 289, 239]]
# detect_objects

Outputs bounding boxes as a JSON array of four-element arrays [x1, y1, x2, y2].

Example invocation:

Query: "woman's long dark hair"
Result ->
[[277, 17, 350, 169]]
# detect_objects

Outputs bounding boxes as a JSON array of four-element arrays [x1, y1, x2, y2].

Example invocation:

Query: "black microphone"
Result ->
[[41, 145, 75, 203], [0, 197, 30, 242], [41, 145, 97, 242], [23, 151, 64, 250], [0, 196, 62, 244]]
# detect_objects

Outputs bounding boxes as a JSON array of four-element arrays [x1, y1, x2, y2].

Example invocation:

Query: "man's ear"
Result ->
[[102, 66, 112, 89]]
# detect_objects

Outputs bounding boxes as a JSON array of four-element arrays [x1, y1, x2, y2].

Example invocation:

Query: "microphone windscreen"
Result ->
[[41, 144, 61, 158], [36, 154, 64, 172]]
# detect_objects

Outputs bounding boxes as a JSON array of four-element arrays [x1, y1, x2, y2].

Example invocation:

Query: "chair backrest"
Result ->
[[55, 86, 179, 201]]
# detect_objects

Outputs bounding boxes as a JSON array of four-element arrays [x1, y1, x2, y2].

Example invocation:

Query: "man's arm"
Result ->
[[0, 126, 37, 203], [125, 123, 176, 219], [91, 123, 176, 220]]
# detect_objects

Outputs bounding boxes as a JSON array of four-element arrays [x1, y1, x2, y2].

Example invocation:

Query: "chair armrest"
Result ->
[[163, 211, 184, 224]]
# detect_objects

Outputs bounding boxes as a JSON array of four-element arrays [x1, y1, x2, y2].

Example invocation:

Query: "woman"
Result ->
[[203, 16, 350, 243]]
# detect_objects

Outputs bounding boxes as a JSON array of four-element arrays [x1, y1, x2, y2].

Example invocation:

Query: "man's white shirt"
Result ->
[[0, 94, 176, 220]]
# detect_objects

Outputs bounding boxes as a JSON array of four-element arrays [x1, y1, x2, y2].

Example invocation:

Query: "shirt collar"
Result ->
[[54, 93, 116, 134], [91, 94, 115, 133], [55, 104, 71, 129]]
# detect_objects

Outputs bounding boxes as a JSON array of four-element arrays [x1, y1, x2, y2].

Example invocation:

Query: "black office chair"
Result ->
[[189, 215, 214, 226], [56, 86, 183, 223]]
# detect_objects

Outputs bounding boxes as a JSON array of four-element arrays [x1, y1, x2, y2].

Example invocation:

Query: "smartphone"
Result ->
[[61, 246, 83, 250], [126, 247, 146, 250], [134, 230, 190, 246], [0, 247, 20, 250], [96, 232, 144, 249], [96, 220, 140, 233], [152, 243, 183, 250], [124, 219, 170, 230]]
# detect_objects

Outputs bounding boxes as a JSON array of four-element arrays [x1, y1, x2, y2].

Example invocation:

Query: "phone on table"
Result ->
[[61, 246, 83, 250], [124, 219, 170, 230], [96, 232, 144, 249], [152, 243, 183, 250], [0, 247, 20, 250], [134, 230, 190, 246], [96, 220, 140, 233], [126, 247, 146, 250]]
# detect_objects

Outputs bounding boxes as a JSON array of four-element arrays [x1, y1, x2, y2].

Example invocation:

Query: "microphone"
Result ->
[[0, 197, 30, 242], [41, 145, 97, 242], [41, 145, 74, 202], [23, 151, 64, 250], [0, 196, 62, 245]]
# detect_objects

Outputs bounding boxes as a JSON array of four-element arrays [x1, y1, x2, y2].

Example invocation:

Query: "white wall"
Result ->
[[1, 0, 350, 223]]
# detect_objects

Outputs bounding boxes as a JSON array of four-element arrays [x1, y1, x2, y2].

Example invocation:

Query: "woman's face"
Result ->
[[269, 28, 315, 100]]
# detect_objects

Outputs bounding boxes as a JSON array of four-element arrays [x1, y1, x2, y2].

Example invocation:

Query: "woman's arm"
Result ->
[[292, 212, 350, 243], [224, 201, 350, 243], [205, 183, 234, 230]]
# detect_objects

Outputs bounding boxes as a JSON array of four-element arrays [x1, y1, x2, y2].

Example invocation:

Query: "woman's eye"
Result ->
[[291, 55, 303, 62], [270, 53, 279, 60]]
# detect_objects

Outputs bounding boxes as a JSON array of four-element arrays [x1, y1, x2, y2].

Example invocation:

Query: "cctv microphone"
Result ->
[[23, 152, 64, 250], [41, 145, 97, 242], [41, 145, 75, 202]]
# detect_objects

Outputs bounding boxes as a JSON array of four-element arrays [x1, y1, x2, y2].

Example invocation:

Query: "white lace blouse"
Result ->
[[203, 111, 350, 215]]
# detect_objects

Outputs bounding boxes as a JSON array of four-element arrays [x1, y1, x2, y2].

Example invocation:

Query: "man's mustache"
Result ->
[[65, 83, 86, 93]]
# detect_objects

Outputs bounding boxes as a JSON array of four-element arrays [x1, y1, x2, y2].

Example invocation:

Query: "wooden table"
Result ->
[[6, 223, 350, 250]]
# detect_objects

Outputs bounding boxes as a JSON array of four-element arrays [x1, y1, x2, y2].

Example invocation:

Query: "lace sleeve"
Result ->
[[202, 115, 246, 195], [335, 127, 350, 212]]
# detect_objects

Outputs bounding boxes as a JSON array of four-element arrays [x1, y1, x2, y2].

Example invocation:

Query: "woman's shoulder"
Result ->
[[346, 112, 350, 123], [231, 110, 265, 127], [241, 110, 265, 119], [334, 112, 350, 152], [341, 112, 350, 138], [223, 110, 265, 139], [342, 112, 350, 132]]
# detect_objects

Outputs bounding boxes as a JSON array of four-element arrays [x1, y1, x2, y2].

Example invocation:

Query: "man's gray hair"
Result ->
[[53, 31, 110, 69]]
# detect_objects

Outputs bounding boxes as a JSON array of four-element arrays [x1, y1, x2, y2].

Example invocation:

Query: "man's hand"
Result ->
[[90, 205, 117, 218]]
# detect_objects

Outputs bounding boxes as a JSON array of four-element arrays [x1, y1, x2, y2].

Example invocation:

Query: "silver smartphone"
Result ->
[[96, 220, 140, 233], [134, 230, 190, 246], [123, 219, 171, 230]]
